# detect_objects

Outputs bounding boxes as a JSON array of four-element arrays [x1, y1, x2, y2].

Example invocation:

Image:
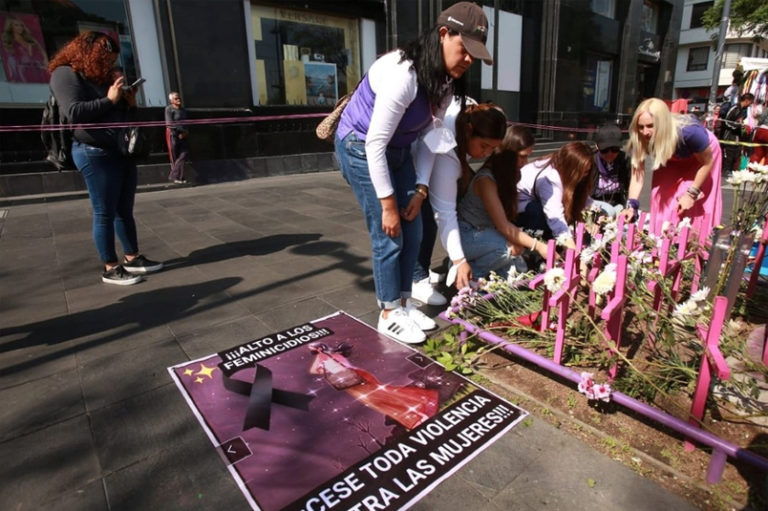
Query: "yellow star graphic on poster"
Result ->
[[196, 363, 217, 380], [195, 377, 204, 384], [183, 368, 194, 376]]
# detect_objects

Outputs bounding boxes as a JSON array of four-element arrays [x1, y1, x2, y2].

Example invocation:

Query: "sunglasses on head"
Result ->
[[600, 147, 620, 154], [87, 31, 118, 54]]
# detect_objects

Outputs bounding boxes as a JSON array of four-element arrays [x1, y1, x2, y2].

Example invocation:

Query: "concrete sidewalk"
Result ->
[[0, 172, 697, 510]]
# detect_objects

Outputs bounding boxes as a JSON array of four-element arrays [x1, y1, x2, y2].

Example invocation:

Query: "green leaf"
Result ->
[[587, 478, 596, 488]]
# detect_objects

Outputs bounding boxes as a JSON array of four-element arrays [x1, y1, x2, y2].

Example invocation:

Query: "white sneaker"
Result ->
[[378, 308, 426, 344], [405, 300, 437, 331], [411, 277, 447, 306], [429, 269, 446, 284]]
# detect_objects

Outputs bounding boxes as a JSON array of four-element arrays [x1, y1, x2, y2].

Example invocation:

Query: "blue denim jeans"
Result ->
[[413, 198, 436, 282], [459, 220, 527, 279], [335, 132, 422, 309], [72, 141, 139, 264]]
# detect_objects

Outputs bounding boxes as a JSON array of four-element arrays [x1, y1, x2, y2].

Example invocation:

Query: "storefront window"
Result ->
[[641, 1, 658, 34], [583, 56, 612, 112], [0, 0, 139, 105], [590, 0, 615, 19], [250, 4, 361, 106]]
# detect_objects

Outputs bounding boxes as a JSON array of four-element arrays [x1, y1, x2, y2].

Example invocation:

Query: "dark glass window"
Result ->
[[687, 46, 709, 71], [690, 2, 713, 29]]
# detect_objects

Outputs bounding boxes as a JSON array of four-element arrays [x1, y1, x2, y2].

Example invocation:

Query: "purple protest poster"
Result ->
[[168, 311, 527, 511]]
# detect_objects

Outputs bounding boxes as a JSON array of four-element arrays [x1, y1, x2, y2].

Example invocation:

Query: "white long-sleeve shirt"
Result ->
[[414, 98, 466, 261], [362, 51, 450, 198], [517, 160, 573, 241]]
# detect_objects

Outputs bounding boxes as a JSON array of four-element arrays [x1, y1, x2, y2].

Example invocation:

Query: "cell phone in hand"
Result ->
[[122, 77, 146, 90]]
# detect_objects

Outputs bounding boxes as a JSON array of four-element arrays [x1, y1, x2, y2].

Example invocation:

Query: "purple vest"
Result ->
[[337, 74, 431, 148]]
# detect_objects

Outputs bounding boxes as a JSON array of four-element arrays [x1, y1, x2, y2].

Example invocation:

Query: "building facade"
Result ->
[[673, 0, 768, 111], [0, 0, 682, 187]]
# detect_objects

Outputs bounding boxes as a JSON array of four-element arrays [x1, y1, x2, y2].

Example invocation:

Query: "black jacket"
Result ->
[[591, 150, 631, 207], [49, 66, 134, 152]]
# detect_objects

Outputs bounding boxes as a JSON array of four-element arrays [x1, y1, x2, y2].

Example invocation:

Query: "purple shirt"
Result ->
[[674, 124, 710, 159], [337, 74, 430, 148]]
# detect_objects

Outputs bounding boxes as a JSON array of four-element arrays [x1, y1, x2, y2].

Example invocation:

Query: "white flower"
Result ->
[[543, 267, 566, 292], [592, 263, 617, 296], [676, 217, 692, 232], [556, 232, 573, 247], [580, 246, 596, 265], [727, 170, 754, 185], [630, 249, 653, 265], [742, 171, 757, 183], [506, 269, 529, 286], [747, 161, 768, 174], [726, 173, 743, 185], [661, 220, 671, 234], [672, 299, 698, 318], [689, 286, 710, 303]]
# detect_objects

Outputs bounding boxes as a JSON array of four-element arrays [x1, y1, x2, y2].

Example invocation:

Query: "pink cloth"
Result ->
[[750, 126, 768, 164], [649, 129, 722, 242]]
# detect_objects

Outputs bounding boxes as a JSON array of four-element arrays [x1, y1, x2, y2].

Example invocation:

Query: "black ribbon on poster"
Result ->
[[222, 364, 313, 431]]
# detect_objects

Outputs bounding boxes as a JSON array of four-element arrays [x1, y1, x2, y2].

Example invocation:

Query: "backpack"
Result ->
[[719, 99, 732, 117], [41, 93, 75, 171]]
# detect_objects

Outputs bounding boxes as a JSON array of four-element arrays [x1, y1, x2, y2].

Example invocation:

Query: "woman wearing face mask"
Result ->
[[591, 123, 631, 218], [49, 32, 163, 285], [620, 97, 722, 241], [335, 2, 493, 344]]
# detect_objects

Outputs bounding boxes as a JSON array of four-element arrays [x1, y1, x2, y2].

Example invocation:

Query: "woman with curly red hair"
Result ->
[[49, 32, 163, 285]]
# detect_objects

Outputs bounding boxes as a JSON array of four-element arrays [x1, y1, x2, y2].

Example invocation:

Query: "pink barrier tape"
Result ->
[[439, 308, 768, 482], [0, 112, 329, 133], [2, 113, 767, 149]]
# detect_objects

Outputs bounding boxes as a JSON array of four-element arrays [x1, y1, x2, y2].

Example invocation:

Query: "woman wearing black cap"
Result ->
[[334, 2, 493, 344], [591, 123, 630, 218]]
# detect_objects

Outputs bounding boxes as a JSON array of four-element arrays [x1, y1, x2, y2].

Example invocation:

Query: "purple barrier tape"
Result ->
[[439, 309, 768, 477]]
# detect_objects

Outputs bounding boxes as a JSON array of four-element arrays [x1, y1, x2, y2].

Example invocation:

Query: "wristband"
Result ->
[[531, 239, 538, 252], [414, 184, 428, 198], [626, 199, 639, 210], [686, 186, 702, 200]]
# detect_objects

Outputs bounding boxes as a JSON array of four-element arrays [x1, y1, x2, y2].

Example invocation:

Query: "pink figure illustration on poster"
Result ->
[[1, 12, 50, 83]]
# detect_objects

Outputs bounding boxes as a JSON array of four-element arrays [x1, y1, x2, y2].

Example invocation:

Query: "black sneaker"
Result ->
[[102, 265, 143, 285], [123, 255, 164, 274]]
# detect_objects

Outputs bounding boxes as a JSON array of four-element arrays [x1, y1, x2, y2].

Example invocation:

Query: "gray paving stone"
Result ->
[[254, 297, 340, 331], [0, 367, 84, 441], [174, 314, 272, 360], [0, 415, 101, 509], [40, 480, 108, 511], [79, 338, 187, 410], [90, 384, 199, 472], [104, 430, 247, 511], [0, 346, 77, 388]]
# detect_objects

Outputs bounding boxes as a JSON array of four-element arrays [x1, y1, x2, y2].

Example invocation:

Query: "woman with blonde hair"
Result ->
[[620, 97, 722, 240], [2, 14, 49, 82]]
